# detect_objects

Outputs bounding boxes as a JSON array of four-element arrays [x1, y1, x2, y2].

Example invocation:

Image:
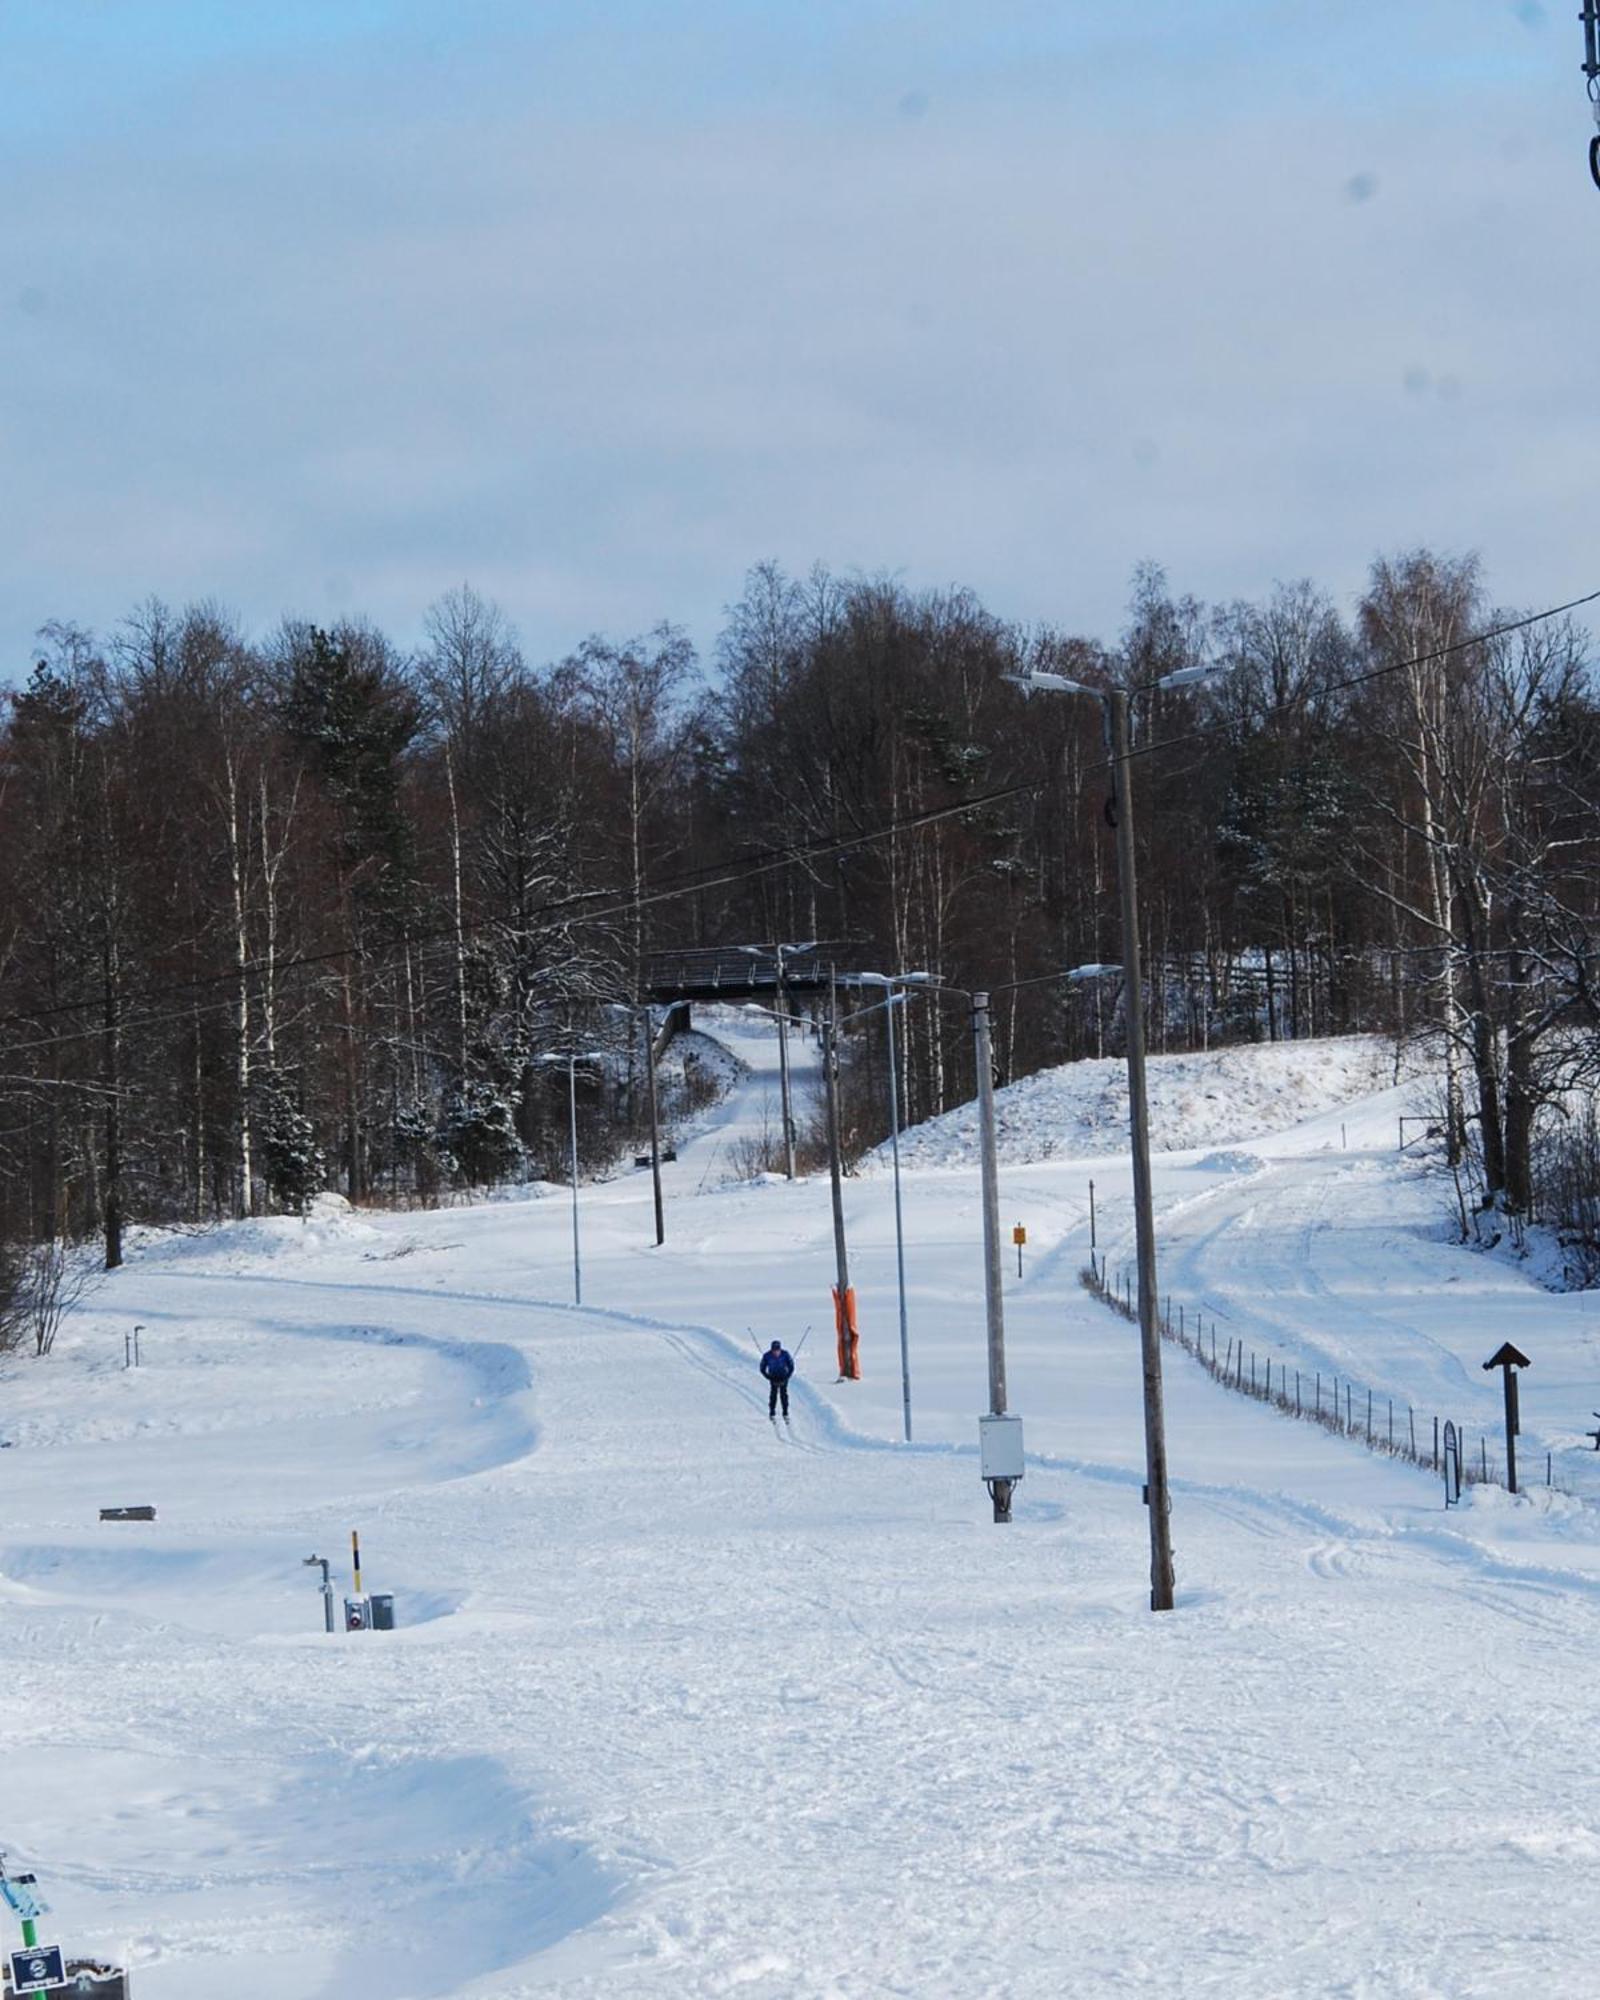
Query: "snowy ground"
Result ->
[[4, 1016, 1600, 1996]]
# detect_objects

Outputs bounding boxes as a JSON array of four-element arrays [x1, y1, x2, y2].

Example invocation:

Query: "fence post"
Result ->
[[1388, 1399, 1393, 1450], [1480, 1435, 1488, 1482], [1316, 1372, 1322, 1417], [1295, 1369, 1301, 1416], [1409, 1406, 1416, 1459], [1433, 1413, 1439, 1469], [1346, 1383, 1352, 1432]]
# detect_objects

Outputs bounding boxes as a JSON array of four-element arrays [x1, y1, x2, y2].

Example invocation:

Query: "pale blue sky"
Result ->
[[1, 2, 1590, 672]]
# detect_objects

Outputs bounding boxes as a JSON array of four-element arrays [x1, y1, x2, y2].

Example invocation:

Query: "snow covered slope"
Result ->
[[888, 1032, 1400, 1167], [2, 1021, 1600, 1997]]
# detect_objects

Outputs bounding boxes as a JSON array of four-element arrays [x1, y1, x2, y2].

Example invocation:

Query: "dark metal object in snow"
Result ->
[[97, 1507, 154, 1522], [1442, 1421, 1462, 1508]]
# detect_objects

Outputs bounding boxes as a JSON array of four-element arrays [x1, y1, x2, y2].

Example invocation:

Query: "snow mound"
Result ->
[[883, 1035, 1395, 1169], [126, 1191, 386, 1268]]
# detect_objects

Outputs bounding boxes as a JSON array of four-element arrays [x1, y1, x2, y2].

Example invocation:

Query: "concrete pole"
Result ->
[[1108, 686, 1177, 1611], [884, 992, 912, 1442], [568, 1053, 582, 1307], [775, 949, 796, 1181], [973, 991, 1013, 1522], [641, 1006, 665, 1246]]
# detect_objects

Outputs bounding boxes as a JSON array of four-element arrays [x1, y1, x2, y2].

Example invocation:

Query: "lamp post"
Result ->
[[598, 998, 666, 1247], [847, 973, 933, 1442], [906, 965, 1115, 1521], [739, 942, 815, 1180], [1009, 662, 1227, 1609], [536, 1049, 605, 1306], [820, 981, 856, 1379], [639, 1003, 665, 1247]]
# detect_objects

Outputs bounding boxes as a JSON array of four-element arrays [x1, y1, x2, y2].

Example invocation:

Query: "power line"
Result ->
[[0, 583, 1594, 1065], [1124, 586, 1600, 766]]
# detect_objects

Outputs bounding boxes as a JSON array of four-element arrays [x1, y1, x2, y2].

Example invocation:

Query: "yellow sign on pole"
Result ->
[[1012, 1224, 1026, 1246]]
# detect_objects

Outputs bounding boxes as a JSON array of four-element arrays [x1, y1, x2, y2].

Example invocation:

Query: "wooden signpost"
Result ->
[[1482, 1342, 1531, 1496]]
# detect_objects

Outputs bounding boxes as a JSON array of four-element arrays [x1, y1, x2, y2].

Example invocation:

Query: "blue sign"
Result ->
[[9, 1942, 67, 1991], [0, 1878, 46, 1924]]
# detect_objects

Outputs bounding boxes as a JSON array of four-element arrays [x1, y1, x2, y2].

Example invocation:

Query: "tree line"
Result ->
[[2, 548, 1598, 1281]]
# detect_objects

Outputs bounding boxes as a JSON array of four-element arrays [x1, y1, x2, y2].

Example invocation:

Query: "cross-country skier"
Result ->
[[760, 1339, 795, 1423]]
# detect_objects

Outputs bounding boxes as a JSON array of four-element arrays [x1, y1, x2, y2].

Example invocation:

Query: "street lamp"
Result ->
[[1008, 662, 1229, 1609], [845, 972, 933, 1442], [535, 1049, 605, 1306], [738, 942, 816, 1180], [904, 964, 1116, 1523], [601, 999, 666, 1248]]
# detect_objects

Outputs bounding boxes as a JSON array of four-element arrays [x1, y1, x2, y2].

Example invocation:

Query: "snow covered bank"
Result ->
[[885, 1033, 1400, 1167]]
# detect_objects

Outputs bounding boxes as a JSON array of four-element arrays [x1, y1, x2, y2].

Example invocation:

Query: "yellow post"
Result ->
[[351, 1529, 362, 1597]]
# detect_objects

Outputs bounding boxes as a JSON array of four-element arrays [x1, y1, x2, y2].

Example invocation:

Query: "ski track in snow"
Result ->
[[2, 1017, 1600, 1994]]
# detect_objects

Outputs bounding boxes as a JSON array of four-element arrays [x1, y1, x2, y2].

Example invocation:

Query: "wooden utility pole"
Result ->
[[774, 947, 796, 1180], [641, 1005, 665, 1246], [1108, 687, 1176, 1611]]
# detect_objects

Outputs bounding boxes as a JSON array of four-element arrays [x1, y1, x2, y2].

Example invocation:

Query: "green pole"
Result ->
[[19, 1912, 47, 2000]]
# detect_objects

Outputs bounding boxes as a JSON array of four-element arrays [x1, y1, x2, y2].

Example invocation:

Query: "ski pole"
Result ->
[[793, 1324, 814, 1360], [746, 1327, 765, 1353]]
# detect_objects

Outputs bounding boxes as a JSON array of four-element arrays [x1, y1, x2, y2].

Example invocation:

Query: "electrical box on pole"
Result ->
[[979, 1414, 1025, 1483]]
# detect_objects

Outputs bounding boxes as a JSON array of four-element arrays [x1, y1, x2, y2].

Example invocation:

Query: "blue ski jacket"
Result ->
[[760, 1346, 795, 1383]]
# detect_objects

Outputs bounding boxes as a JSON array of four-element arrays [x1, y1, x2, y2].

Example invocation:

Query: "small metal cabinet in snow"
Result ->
[[369, 1593, 395, 1631], [978, 1414, 1025, 1482], [344, 1595, 370, 1631]]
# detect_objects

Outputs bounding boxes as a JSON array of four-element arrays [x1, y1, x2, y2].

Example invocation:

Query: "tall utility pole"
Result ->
[[883, 986, 912, 1443], [1107, 687, 1176, 1610], [641, 1004, 665, 1246], [822, 981, 856, 1380], [1010, 658, 1224, 1609], [774, 948, 796, 1181], [739, 942, 812, 1180], [972, 990, 1014, 1522], [566, 1051, 583, 1307]]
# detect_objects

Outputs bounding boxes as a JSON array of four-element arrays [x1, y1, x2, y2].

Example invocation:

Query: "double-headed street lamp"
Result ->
[[1010, 660, 1228, 1609], [535, 1048, 605, 1306]]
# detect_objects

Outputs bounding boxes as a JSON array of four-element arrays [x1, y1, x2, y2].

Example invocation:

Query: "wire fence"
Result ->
[[1079, 1255, 1572, 1499]]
